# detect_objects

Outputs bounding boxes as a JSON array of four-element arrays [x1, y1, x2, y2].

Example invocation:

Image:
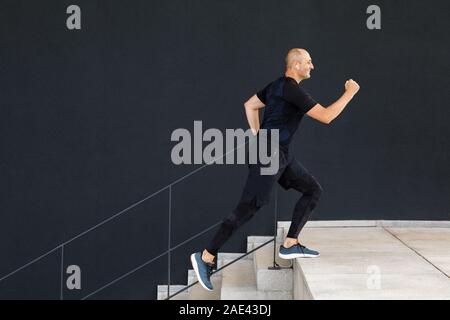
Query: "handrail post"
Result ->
[[60, 244, 64, 300], [268, 186, 291, 270], [268, 186, 280, 270], [167, 185, 172, 299]]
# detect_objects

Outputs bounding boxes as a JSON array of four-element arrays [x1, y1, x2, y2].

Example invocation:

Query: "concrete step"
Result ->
[[220, 258, 259, 300], [157, 285, 189, 300], [278, 220, 379, 230], [188, 277, 222, 300], [218, 252, 252, 265], [158, 280, 222, 300], [161, 221, 450, 300], [187, 269, 196, 286], [220, 258, 291, 300], [253, 242, 293, 294], [278, 220, 450, 230], [292, 226, 450, 300]]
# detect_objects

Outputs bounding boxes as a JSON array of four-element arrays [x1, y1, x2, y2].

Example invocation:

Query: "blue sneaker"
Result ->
[[190, 252, 215, 291], [279, 244, 320, 259]]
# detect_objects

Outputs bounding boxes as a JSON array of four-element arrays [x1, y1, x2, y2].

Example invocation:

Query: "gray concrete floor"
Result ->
[[292, 226, 450, 299]]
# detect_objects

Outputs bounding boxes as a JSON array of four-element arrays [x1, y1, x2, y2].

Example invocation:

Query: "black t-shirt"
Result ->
[[256, 76, 317, 148]]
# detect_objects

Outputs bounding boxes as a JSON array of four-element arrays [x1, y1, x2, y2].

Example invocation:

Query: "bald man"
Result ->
[[190, 48, 360, 291]]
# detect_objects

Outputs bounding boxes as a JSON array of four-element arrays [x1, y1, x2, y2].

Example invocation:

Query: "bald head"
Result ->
[[284, 48, 314, 81], [285, 48, 309, 69]]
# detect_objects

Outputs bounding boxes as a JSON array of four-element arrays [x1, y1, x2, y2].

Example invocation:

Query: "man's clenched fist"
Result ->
[[345, 79, 360, 95]]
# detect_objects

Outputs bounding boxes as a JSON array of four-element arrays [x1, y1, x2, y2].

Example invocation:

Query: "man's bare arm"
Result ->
[[244, 94, 265, 135], [307, 79, 360, 124]]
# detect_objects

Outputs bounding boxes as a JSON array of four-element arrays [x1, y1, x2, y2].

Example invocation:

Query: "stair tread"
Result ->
[[222, 259, 256, 288], [220, 259, 263, 299], [254, 243, 292, 269], [188, 277, 222, 300]]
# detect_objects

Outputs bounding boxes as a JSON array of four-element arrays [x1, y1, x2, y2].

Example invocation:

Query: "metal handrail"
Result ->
[[2, 138, 286, 300]]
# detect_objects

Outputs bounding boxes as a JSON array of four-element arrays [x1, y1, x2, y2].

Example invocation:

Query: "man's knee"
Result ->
[[303, 183, 322, 211], [290, 178, 323, 200], [300, 180, 323, 205], [312, 182, 323, 201], [222, 212, 239, 230]]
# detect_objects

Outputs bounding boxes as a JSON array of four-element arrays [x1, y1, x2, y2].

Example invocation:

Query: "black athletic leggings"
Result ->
[[206, 148, 323, 256]]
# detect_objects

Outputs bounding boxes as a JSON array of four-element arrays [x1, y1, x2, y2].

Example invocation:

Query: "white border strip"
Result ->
[[278, 220, 450, 229]]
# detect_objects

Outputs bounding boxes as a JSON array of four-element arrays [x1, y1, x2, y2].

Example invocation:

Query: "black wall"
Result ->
[[1, 0, 449, 299]]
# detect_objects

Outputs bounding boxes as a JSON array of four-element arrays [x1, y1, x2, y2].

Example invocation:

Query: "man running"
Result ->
[[191, 48, 360, 291]]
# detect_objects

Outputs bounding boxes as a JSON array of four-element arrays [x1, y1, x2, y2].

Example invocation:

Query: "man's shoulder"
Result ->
[[284, 80, 310, 96], [263, 76, 284, 87]]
